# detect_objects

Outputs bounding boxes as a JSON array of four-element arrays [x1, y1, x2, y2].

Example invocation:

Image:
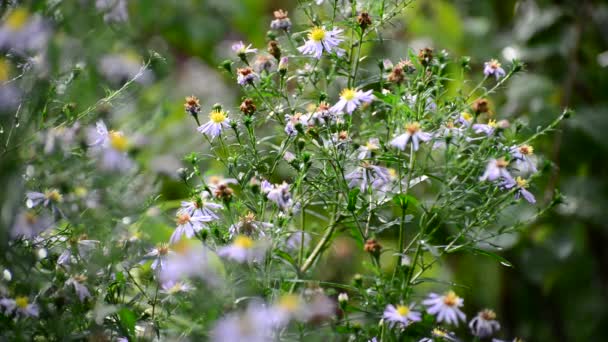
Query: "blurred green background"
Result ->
[[1, 0, 607, 340]]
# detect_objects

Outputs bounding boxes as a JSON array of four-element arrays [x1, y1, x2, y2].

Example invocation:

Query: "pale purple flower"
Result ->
[[330, 88, 374, 115], [26, 189, 62, 208], [237, 67, 259, 85], [65, 276, 91, 302], [383, 304, 422, 327], [390, 122, 432, 151], [479, 158, 513, 183], [231, 41, 257, 56], [178, 193, 223, 220], [345, 163, 392, 193], [170, 211, 213, 244], [472, 119, 498, 136], [419, 328, 458, 342], [197, 109, 230, 139], [470, 309, 501, 338], [284, 112, 311, 137], [143, 244, 174, 270], [228, 213, 272, 237], [483, 59, 506, 80], [270, 9, 292, 31], [298, 26, 345, 59], [456, 112, 474, 127], [510, 144, 537, 174], [87, 120, 134, 172], [96, 0, 128, 22], [0, 296, 39, 317], [357, 138, 381, 160], [503, 177, 536, 204], [264, 181, 293, 210], [160, 280, 192, 295], [423, 291, 466, 326], [217, 235, 268, 263], [285, 231, 311, 251], [10, 211, 52, 239], [98, 54, 153, 85], [211, 302, 275, 342], [160, 244, 216, 284], [0, 9, 50, 54]]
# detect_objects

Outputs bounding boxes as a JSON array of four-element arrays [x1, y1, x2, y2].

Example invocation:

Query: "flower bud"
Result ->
[[267, 40, 281, 60], [220, 60, 233, 73], [357, 12, 372, 31], [278, 57, 288, 76], [3, 269, 12, 282]]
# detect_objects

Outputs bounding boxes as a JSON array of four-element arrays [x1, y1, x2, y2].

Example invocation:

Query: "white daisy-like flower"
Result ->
[[87, 120, 135, 172], [26, 189, 63, 208], [297, 26, 345, 59], [330, 88, 374, 115], [228, 212, 272, 237], [479, 158, 513, 183], [178, 193, 223, 220], [510, 144, 537, 174], [357, 138, 381, 160], [143, 243, 175, 270], [390, 122, 432, 151], [0, 296, 39, 317], [423, 291, 466, 326], [169, 211, 213, 244], [345, 162, 392, 193], [160, 280, 193, 295], [217, 235, 267, 263], [469, 309, 501, 338], [197, 109, 231, 139], [231, 41, 257, 56], [383, 303, 422, 327], [484, 59, 506, 80], [65, 275, 91, 302]]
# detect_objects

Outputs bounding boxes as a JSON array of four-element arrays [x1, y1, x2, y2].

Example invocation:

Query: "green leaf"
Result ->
[[118, 308, 137, 338], [465, 247, 514, 268], [347, 188, 360, 212]]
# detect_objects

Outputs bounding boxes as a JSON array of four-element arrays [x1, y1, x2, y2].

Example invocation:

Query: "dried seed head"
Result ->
[[240, 98, 257, 116], [357, 12, 372, 30]]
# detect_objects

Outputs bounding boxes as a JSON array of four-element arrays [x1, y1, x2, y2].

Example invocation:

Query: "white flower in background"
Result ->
[[473, 119, 498, 136], [96, 0, 128, 22], [285, 231, 311, 251], [267, 294, 306, 327], [484, 59, 506, 80], [217, 235, 267, 263], [510, 144, 537, 174], [383, 303, 422, 327], [298, 26, 345, 59], [469, 309, 501, 338], [357, 138, 381, 160], [211, 302, 275, 342], [87, 120, 135, 172], [143, 243, 174, 270], [390, 122, 432, 151], [231, 41, 257, 57], [0, 8, 50, 54], [228, 212, 272, 237], [236, 67, 259, 85], [10, 211, 52, 240], [264, 181, 293, 210], [423, 291, 466, 326], [65, 275, 91, 302], [160, 280, 192, 295], [479, 158, 513, 183], [98, 53, 153, 84], [0, 296, 39, 317], [419, 328, 458, 342], [197, 109, 231, 139], [345, 162, 392, 193], [178, 193, 223, 220], [44, 123, 80, 155], [330, 88, 374, 115], [170, 211, 213, 244], [57, 238, 100, 266]]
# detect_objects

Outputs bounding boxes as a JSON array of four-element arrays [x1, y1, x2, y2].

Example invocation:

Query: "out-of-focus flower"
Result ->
[[383, 303, 422, 327], [26, 189, 63, 209], [278, 56, 288, 73], [298, 26, 345, 59], [217, 235, 267, 263], [285, 231, 310, 251], [357, 138, 381, 160], [419, 328, 458, 342], [143, 243, 174, 270], [479, 158, 513, 183], [503, 177, 536, 204], [0, 296, 39, 317], [211, 302, 275, 342], [236, 67, 259, 86], [263, 181, 293, 210], [179, 194, 223, 220], [228, 213, 272, 237], [43, 123, 80, 155], [240, 98, 257, 116], [471, 98, 490, 114], [284, 112, 311, 137], [330, 88, 374, 115], [87, 121, 135, 172], [456, 112, 473, 127], [160, 280, 192, 295], [510, 144, 537, 174], [0, 8, 50, 54], [57, 237, 100, 266], [267, 294, 306, 327], [483, 59, 506, 80], [98, 53, 153, 85], [170, 211, 213, 244], [390, 122, 432, 151], [65, 275, 91, 302], [231, 41, 257, 58], [469, 309, 501, 338], [270, 9, 292, 31], [345, 162, 392, 193], [11, 211, 52, 239], [160, 244, 216, 285], [96, 0, 128, 22], [184, 95, 201, 120], [197, 109, 231, 139], [423, 291, 466, 326], [473, 119, 498, 136]]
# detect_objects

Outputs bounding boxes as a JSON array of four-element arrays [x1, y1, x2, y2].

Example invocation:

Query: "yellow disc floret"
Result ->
[[340, 88, 356, 101], [309, 27, 326, 42], [109, 131, 128, 151], [405, 122, 421, 134], [6, 9, 29, 30], [209, 110, 227, 124], [234, 235, 254, 249], [278, 294, 300, 312], [44, 189, 63, 202], [15, 296, 29, 309], [396, 305, 410, 317], [443, 290, 460, 307], [516, 176, 528, 188]]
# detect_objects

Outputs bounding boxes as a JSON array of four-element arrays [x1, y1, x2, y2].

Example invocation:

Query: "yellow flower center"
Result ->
[[432, 328, 448, 337], [176, 213, 191, 225], [74, 187, 88, 198], [278, 294, 300, 312], [15, 296, 29, 309], [234, 235, 254, 249], [396, 305, 410, 317], [366, 140, 379, 150], [481, 309, 497, 320], [490, 59, 501, 69], [519, 145, 533, 155], [309, 27, 326, 42], [496, 158, 509, 168], [209, 110, 227, 124], [158, 244, 170, 255], [405, 122, 421, 134], [388, 168, 397, 179], [168, 282, 185, 294], [443, 291, 459, 306], [109, 131, 128, 152], [516, 176, 528, 188], [461, 112, 472, 122], [45, 189, 63, 202], [488, 119, 497, 128], [340, 88, 356, 101], [0, 59, 9, 82], [6, 9, 29, 30]]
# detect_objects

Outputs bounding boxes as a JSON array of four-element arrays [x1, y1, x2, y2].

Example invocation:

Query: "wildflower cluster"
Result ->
[[0, 1, 567, 341]]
